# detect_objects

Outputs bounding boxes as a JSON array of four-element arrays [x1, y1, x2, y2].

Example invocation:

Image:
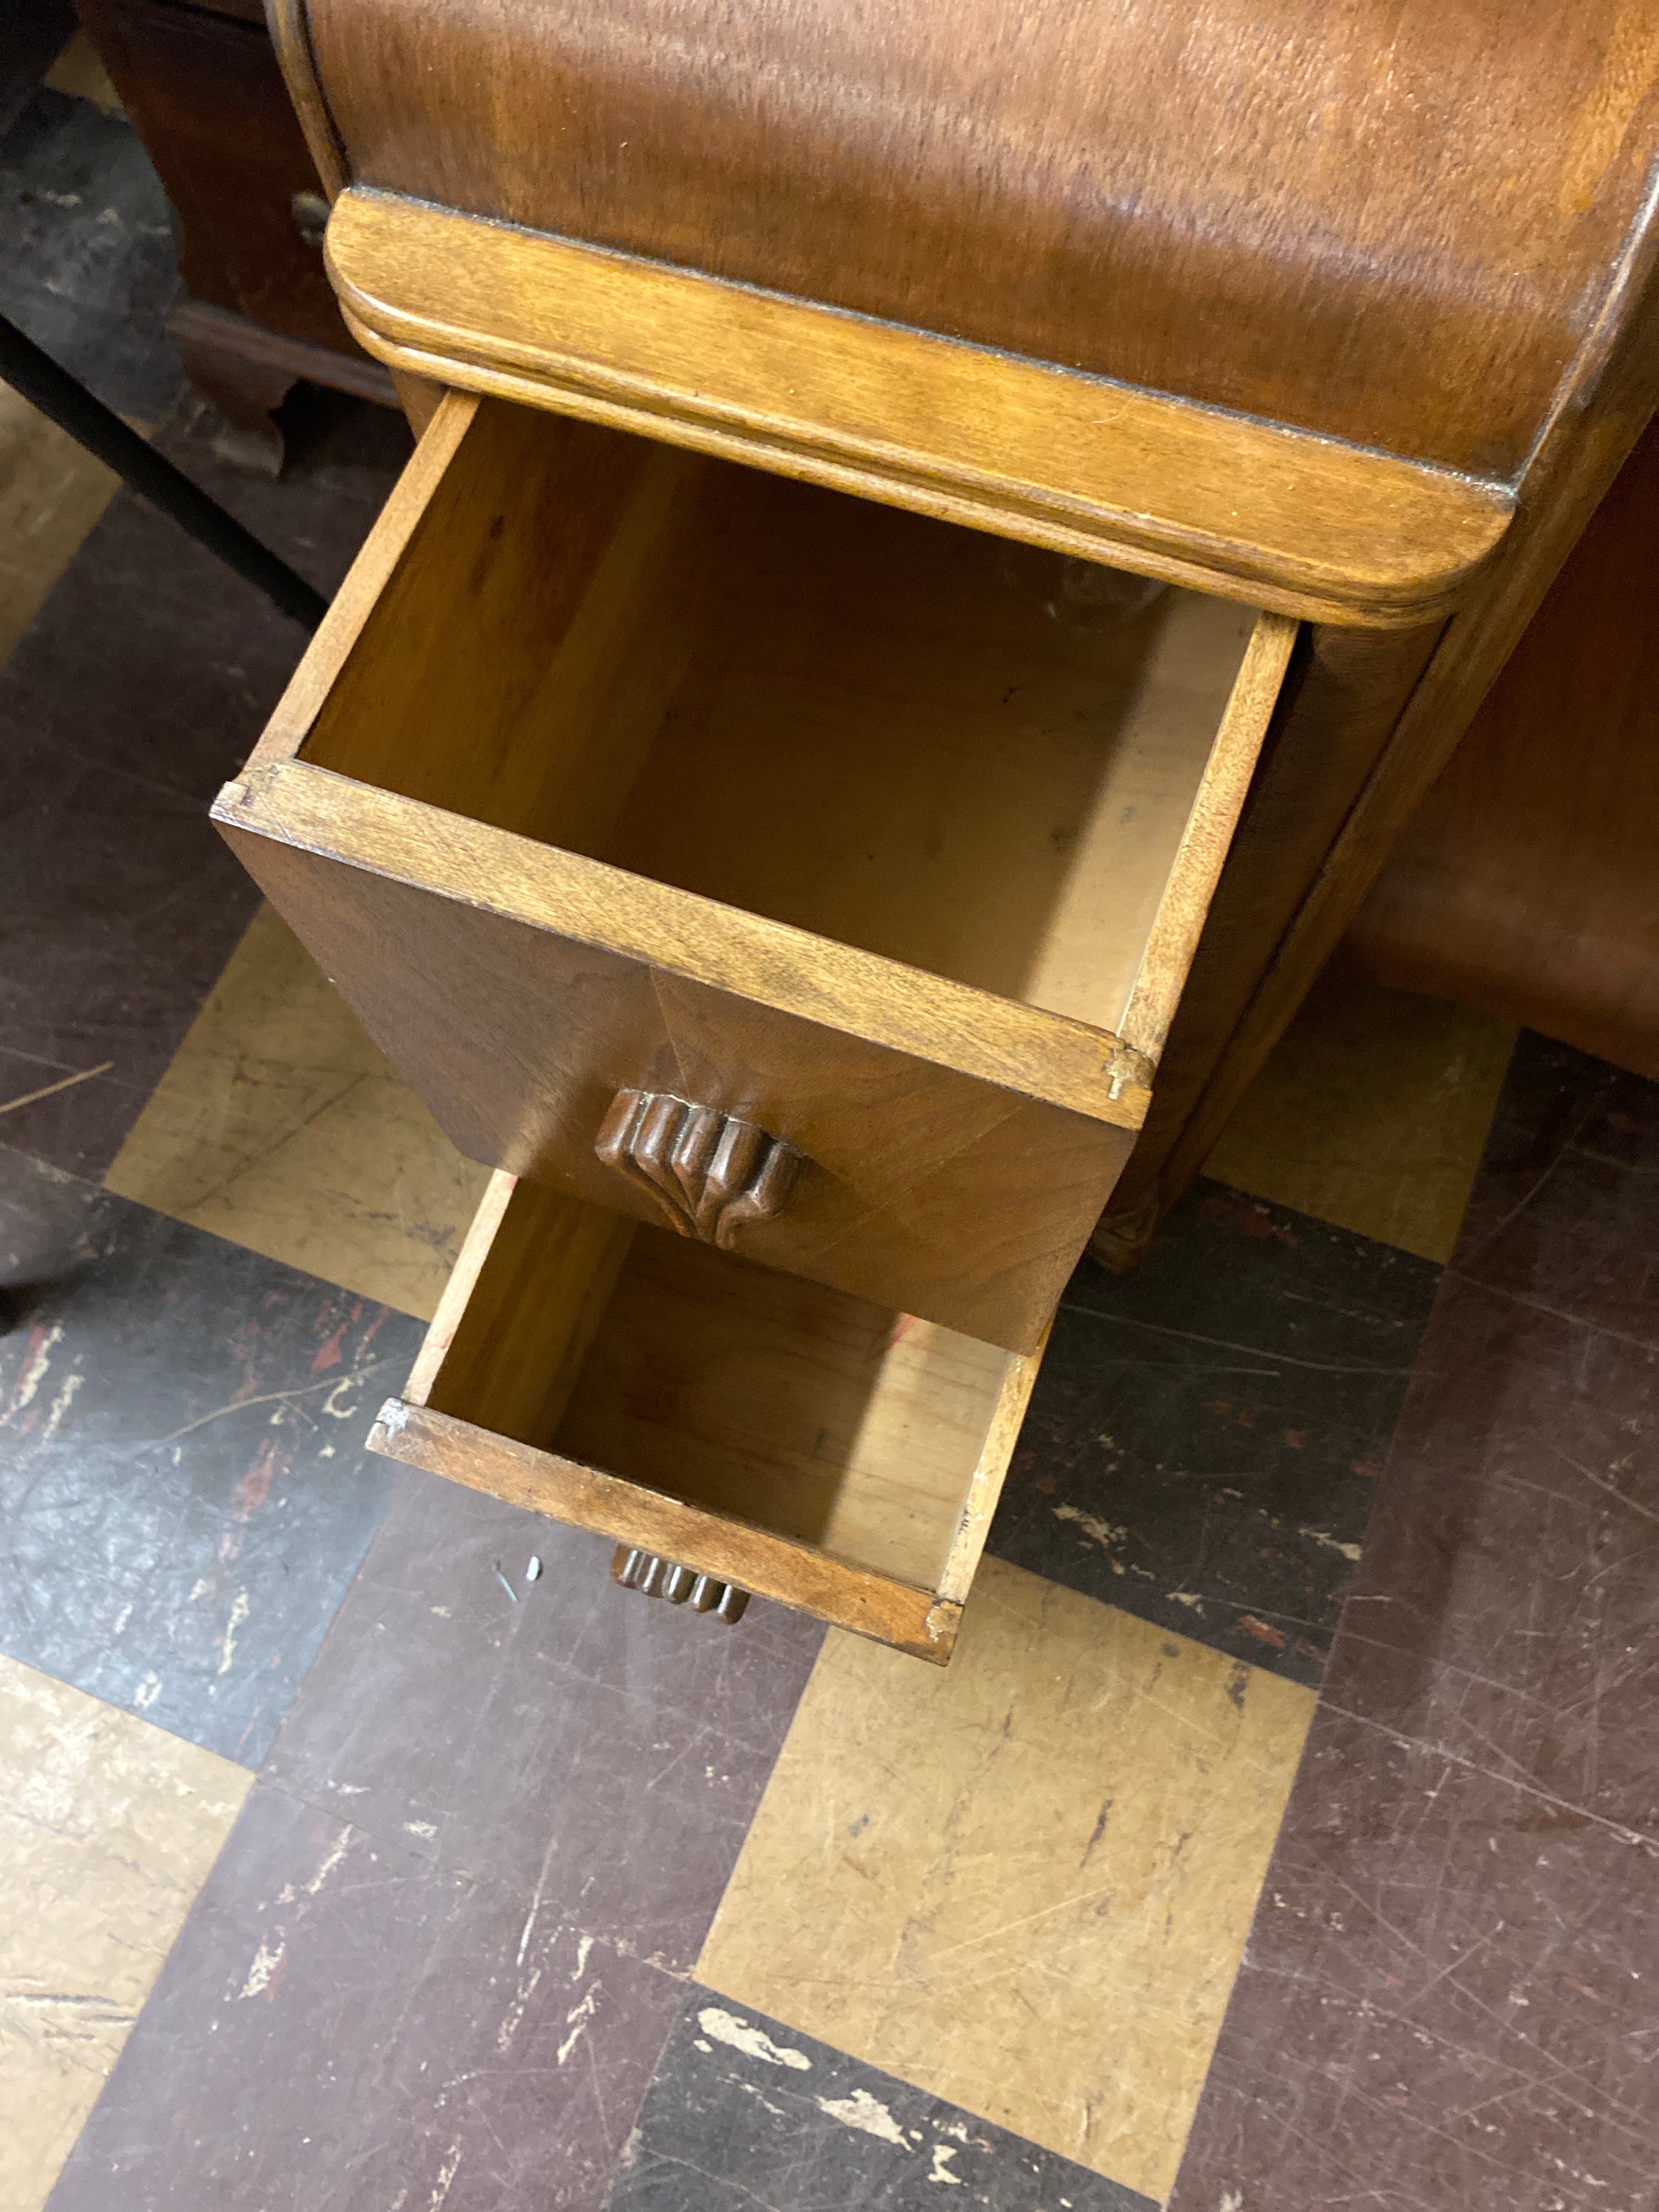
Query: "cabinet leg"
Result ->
[[171, 330, 294, 475]]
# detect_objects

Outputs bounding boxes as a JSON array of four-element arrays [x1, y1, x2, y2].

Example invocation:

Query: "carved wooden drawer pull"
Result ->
[[595, 1088, 803, 1249], [611, 1544, 749, 1623]]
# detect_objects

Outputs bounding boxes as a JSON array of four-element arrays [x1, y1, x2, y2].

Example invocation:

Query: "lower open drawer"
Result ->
[[370, 1170, 1042, 1663]]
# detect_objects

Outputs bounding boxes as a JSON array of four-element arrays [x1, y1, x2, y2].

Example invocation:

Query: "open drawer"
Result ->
[[370, 1170, 1042, 1663], [217, 391, 1297, 1352]]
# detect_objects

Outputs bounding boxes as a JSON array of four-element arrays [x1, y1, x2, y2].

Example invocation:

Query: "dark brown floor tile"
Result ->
[[608, 1991, 1157, 2210], [1454, 1032, 1659, 1342], [0, 394, 409, 1180], [0, 1141, 416, 1763], [1455, 1142, 1659, 1349], [263, 1469, 825, 1974], [1329, 1277, 1659, 1839], [991, 1180, 1439, 1686], [0, 1043, 154, 1182], [1167, 1041, 1659, 2212], [1169, 1705, 1659, 2212], [46, 1778, 686, 2212]]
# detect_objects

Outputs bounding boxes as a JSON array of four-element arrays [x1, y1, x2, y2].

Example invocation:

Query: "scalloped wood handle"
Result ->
[[595, 1088, 803, 1249]]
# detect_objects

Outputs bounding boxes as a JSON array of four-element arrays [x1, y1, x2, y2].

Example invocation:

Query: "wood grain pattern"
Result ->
[[410, 1170, 639, 1447], [372, 1176, 1042, 1660], [1349, 412, 1659, 1080], [1119, 611, 1299, 1060], [1097, 217, 1659, 1254], [299, 0, 1657, 481], [554, 1227, 1022, 1594], [218, 777, 1137, 1350], [217, 388, 1301, 1346], [323, 187, 1511, 628], [1091, 620, 1445, 1263], [264, 0, 348, 201]]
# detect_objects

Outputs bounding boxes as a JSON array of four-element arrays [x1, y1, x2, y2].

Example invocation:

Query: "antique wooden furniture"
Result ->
[[224, 0, 1659, 1658], [1350, 414, 1659, 1081], [72, 0, 396, 467]]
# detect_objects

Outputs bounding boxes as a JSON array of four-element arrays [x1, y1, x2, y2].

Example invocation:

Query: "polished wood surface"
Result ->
[[299, 0, 1657, 482], [373, 1171, 1043, 1662], [1350, 414, 1659, 1081], [324, 188, 1510, 628]]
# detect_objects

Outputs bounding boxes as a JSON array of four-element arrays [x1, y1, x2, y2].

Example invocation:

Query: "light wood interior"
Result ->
[[300, 396, 1259, 1040], [417, 1172, 1018, 1592]]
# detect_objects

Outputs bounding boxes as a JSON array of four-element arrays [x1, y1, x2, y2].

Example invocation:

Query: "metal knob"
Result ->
[[611, 1545, 749, 1623]]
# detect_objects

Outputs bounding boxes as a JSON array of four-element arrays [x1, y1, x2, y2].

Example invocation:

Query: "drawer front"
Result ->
[[222, 782, 1134, 1352], [368, 1171, 1044, 1664]]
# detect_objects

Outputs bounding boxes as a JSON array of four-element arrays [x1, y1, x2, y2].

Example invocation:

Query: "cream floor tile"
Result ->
[[697, 1559, 1314, 2204], [1203, 950, 1516, 1263], [105, 904, 491, 1322], [0, 386, 119, 668], [44, 32, 126, 116], [0, 1655, 251, 2212]]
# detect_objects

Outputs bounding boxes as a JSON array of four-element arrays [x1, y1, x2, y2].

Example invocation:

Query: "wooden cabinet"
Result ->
[[212, 386, 1308, 1652], [222, 0, 1659, 1652], [1348, 414, 1659, 1081], [74, 0, 394, 465]]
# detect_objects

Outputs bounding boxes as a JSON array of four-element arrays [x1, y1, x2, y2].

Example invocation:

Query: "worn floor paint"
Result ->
[[0, 88, 180, 428], [994, 1179, 1439, 1688], [0, 400, 408, 1182], [609, 1991, 1158, 2210], [0, 1653, 250, 2212], [106, 905, 489, 1324], [697, 1558, 1316, 2203], [1205, 952, 1516, 1265], [1169, 1036, 1659, 2212], [0, 1143, 415, 1765]]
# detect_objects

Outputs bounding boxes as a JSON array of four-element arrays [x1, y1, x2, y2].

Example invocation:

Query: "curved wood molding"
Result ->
[[325, 188, 1512, 629], [263, 0, 349, 201], [303, 0, 1659, 482]]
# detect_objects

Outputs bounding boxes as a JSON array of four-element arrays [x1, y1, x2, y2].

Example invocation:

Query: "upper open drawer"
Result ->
[[216, 392, 1296, 1352]]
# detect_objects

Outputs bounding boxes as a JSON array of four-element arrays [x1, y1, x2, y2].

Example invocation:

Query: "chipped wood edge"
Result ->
[[369, 1400, 963, 1663]]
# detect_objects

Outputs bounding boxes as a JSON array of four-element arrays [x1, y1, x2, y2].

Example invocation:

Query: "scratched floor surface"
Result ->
[[8, 50, 1657, 2212]]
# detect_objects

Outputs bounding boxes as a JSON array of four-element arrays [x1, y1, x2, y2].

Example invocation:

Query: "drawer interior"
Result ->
[[297, 396, 1263, 1043], [379, 1171, 1039, 1654]]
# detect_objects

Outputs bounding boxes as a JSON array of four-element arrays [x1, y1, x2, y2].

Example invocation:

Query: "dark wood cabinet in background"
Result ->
[[75, 0, 395, 466]]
